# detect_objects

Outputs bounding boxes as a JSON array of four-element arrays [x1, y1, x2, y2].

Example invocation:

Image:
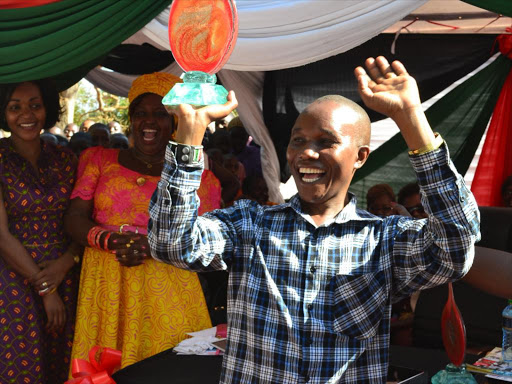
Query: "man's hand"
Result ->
[[167, 91, 238, 146], [354, 56, 421, 121], [354, 56, 435, 151]]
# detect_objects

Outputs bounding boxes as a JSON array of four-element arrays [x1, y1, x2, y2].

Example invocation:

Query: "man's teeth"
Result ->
[[300, 167, 323, 174], [299, 167, 324, 183], [20, 123, 35, 128], [302, 176, 321, 183]]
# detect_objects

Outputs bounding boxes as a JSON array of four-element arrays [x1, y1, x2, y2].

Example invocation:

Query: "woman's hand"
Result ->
[[107, 232, 150, 267], [30, 254, 74, 296], [42, 291, 66, 333]]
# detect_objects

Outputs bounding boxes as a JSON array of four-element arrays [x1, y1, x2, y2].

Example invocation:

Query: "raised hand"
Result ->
[[354, 56, 421, 121], [354, 56, 435, 150], [166, 91, 238, 146]]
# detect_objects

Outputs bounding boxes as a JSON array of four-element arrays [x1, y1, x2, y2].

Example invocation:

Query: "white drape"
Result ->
[[86, 0, 430, 202], [134, 0, 428, 71]]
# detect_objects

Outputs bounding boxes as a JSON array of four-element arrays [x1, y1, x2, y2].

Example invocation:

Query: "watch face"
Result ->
[[168, 0, 238, 74]]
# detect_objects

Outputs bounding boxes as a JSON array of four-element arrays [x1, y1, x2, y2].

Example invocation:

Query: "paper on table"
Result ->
[[174, 326, 227, 355]]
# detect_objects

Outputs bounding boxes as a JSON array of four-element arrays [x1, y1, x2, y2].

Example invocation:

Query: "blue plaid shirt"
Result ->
[[148, 143, 479, 384]]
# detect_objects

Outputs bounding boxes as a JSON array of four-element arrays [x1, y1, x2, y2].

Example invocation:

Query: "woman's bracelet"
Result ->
[[102, 232, 112, 251], [87, 226, 107, 250]]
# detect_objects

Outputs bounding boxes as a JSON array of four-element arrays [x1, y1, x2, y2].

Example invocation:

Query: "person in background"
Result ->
[[88, 122, 110, 148], [0, 79, 80, 383], [502, 175, 512, 207], [48, 125, 63, 136], [210, 128, 232, 155], [68, 131, 92, 158], [366, 183, 409, 218], [110, 132, 130, 150], [228, 118, 263, 178], [366, 183, 395, 217], [397, 182, 428, 219], [108, 120, 123, 134], [65, 72, 211, 369], [223, 153, 246, 185], [64, 122, 79, 139], [79, 119, 95, 132], [40, 131, 59, 145], [238, 175, 276, 206], [55, 133, 69, 146], [148, 56, 479, 383]]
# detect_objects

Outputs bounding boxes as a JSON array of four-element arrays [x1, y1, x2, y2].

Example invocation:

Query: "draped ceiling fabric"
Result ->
[[0, 0, 172, 89], [463, 0, 512, 17], [130, 0, 428, 72]]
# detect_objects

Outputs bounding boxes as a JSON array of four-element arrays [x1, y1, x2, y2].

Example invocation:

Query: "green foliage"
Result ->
[[74, 79, 129, 130]]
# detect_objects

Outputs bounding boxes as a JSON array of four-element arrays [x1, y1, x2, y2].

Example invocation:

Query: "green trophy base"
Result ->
[[431, 364, 477, 384], [162, 71, 228, 107]]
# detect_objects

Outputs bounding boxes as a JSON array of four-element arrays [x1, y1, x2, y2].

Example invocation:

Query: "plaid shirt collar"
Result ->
[[268, 192, 380, 227]]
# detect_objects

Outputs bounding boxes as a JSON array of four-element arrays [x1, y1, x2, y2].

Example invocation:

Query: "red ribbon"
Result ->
[[65, 346, 122, 384]]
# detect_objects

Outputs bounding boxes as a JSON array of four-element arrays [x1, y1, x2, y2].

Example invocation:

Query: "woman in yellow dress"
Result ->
[[65, 73, 213, 368]]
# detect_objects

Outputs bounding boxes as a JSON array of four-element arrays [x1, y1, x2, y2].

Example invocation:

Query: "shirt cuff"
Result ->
[[408, 142, 456, 189]]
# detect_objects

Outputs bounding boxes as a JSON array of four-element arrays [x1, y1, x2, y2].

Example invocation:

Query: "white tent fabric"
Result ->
[[132, 0, 428, 71]]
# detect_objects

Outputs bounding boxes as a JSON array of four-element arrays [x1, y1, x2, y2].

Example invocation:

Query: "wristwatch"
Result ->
[[169, 141, 203, 165]]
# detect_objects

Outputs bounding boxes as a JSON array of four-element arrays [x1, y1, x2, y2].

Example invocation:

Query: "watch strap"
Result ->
[[169, 141, 203, 164]]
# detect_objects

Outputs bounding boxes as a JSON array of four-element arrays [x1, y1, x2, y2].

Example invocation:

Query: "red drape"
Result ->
[[471, 35, 512, 206], [0, 0, 61, 9]]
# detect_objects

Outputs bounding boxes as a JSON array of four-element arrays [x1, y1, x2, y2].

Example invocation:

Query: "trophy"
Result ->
[[162, 0, 238, 107], [431, 283, 477, 384]]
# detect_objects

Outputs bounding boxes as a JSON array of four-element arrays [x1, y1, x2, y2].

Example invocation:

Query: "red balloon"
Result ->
[[168, 0, 238, 74]]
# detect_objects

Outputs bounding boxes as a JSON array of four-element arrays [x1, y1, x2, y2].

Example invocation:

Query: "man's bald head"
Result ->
[[304, 95, 371, 147]]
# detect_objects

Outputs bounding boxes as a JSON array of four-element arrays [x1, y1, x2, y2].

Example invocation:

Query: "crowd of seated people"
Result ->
[[32, 118, 130, 159]]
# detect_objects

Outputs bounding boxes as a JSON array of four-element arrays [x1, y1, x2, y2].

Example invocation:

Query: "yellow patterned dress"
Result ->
[[69, 147, 212, 369]]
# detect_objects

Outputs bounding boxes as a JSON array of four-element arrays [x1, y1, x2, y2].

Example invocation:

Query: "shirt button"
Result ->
[[307, 304, 313, 310], [310, 265, 316, 273], [304, 375, 310, 383], [305, 338, 313, 346]]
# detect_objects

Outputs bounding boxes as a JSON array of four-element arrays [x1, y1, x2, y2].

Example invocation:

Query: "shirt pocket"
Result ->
[[327, 270, 388, 341]]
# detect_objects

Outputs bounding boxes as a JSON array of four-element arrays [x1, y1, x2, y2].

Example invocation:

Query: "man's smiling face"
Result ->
[[286, 99, 369, 212]]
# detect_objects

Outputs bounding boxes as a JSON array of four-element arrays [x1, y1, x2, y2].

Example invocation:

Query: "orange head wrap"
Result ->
[[128, 72, 182, 104]]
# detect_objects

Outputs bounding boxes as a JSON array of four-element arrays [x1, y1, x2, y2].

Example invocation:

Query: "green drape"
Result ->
[[350, 54, 512, 207], [462, 0, 512, 17], [0, 0, 172, 90]]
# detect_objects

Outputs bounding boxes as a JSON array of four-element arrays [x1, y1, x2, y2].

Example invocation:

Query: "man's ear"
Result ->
[[354, 146, 370, 169]]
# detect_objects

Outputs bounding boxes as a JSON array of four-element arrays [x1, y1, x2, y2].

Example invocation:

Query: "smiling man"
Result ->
[[148, 56, 480, 383]]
